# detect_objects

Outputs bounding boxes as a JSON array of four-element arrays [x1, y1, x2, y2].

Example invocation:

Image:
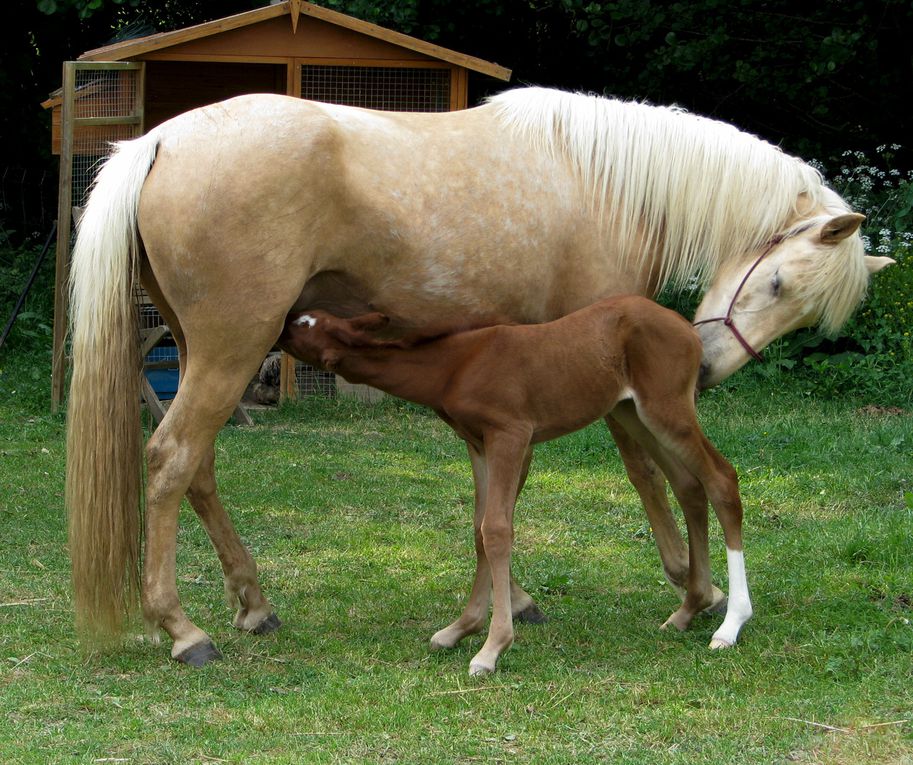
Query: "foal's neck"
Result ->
[[334, 336, 470, 409]]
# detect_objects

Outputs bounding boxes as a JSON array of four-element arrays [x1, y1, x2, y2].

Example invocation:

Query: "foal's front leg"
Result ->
[[469, 431, 530, 675], [430, 443, 492, 650], [430, 444, 540, 652]]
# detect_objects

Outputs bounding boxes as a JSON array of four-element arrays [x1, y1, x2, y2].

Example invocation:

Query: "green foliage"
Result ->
[[0, 232, 56, 352]]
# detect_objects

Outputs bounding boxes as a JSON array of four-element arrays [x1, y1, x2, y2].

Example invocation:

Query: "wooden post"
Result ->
[[50, 62, 76, 413]]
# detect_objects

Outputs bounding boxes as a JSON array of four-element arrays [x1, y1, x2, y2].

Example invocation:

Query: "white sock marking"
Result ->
[[711, 547, 753, 647]]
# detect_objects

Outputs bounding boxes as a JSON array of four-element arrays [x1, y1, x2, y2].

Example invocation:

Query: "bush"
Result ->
[[0, 229, 56, 350]]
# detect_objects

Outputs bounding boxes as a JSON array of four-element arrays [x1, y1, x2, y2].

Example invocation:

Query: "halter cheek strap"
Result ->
[[692, 234, 785, 364]]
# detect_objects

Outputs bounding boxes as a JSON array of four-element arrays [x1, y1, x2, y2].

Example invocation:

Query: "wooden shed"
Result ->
[[43, 0, 511, 410]]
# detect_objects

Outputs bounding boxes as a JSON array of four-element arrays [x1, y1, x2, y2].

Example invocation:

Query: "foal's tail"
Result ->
[[66, 132, 159, 641]]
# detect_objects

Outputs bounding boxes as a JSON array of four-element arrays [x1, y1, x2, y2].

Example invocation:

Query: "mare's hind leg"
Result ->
[[143, 348, 279, 665], [186, 447, 280, 635], [144, 268, 278, 638], [605, 413, 726, 612]]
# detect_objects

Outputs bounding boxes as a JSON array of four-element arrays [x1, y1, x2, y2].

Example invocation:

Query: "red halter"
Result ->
[[692, 234, 787, 363]]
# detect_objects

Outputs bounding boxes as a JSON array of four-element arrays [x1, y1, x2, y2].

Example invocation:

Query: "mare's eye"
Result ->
[[771, 274, 781, 296]]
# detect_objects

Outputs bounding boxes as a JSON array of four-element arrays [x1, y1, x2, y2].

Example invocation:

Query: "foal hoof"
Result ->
[[252, 612, 282, 635], [175, 640, 223, 667], [515, 603, 549, 625]]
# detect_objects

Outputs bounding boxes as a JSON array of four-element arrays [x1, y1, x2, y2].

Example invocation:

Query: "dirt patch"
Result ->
[[855, 405, 908, 417]]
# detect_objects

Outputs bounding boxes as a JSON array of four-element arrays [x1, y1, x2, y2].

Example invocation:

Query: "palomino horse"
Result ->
[[66, 87, 892, 666], [279, 301, 754, 674]]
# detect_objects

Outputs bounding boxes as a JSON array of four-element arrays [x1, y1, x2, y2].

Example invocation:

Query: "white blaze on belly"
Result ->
[[294, 315, 317, 328]]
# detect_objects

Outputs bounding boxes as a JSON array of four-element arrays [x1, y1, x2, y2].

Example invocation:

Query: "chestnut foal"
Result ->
[[279, 296, 752, 675]]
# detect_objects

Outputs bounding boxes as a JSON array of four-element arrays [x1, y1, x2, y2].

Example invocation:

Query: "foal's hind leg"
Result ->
[[618, 399, 752, 646], [609, 404, 718, 632]]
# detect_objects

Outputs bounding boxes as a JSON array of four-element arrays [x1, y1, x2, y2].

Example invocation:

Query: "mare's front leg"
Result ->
[[609, 404, 717, 633], [510, 447, 548, 624], [186, 446, 280, 635], [606, 412, 726, 611], [469, 430, 531, 675]]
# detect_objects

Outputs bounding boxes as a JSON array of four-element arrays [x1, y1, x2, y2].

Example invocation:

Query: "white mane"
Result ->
[[488, 87, 851, 296]]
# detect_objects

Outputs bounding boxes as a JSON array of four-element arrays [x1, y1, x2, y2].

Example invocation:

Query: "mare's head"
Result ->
[[694, 212, 894, 388], [279, 311, 390, 371]]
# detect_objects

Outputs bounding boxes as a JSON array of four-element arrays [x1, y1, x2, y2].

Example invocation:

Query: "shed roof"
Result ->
[[76, 0, 511, 81]]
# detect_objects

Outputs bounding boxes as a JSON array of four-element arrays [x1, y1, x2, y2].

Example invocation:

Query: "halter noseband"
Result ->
[[692, 234, 787, 363]]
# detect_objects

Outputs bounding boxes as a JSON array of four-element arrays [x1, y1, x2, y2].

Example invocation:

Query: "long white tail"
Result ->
[[66, 132, 159, 640]]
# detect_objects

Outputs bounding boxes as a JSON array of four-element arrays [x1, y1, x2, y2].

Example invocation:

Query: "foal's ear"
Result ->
[[350, 313, 390, 332], [320, 348, 341, 371], [820, 213, 865, 244]]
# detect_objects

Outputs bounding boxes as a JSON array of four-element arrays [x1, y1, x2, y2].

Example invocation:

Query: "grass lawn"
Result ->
[[1, 349, 912, 764]]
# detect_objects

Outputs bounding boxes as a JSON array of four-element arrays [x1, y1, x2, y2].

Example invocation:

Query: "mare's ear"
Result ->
[[820, 213, 864, 244], [865, 255, 894, 274], [350, 313, 390, 332]]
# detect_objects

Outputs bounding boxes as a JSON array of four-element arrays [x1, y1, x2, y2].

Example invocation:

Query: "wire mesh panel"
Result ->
[[301, 65, 451, 112], [294, 361, 337, 398], [71, 68, 142, 207]]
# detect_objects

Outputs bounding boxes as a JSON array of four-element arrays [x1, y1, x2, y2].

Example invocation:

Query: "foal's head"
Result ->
[[279, 311, 391, 370]]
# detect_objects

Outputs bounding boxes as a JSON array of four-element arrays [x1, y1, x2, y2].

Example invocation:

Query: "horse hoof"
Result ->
[[705, 596, 728, 615], [709, 637, 734, 650], [660, 614, 689, 632], [430, 634, 455, 652], [469, 662, 495, 676], [515, 603, 549, 624], [175, 640, 223, 667], [252, 612, 282, 635]]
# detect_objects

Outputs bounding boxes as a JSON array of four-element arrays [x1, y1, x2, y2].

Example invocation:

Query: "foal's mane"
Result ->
[[488, 88, 868, 331]]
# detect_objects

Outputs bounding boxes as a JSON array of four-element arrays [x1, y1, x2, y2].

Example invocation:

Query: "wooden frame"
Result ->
[[52, 61, 145, 412]]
